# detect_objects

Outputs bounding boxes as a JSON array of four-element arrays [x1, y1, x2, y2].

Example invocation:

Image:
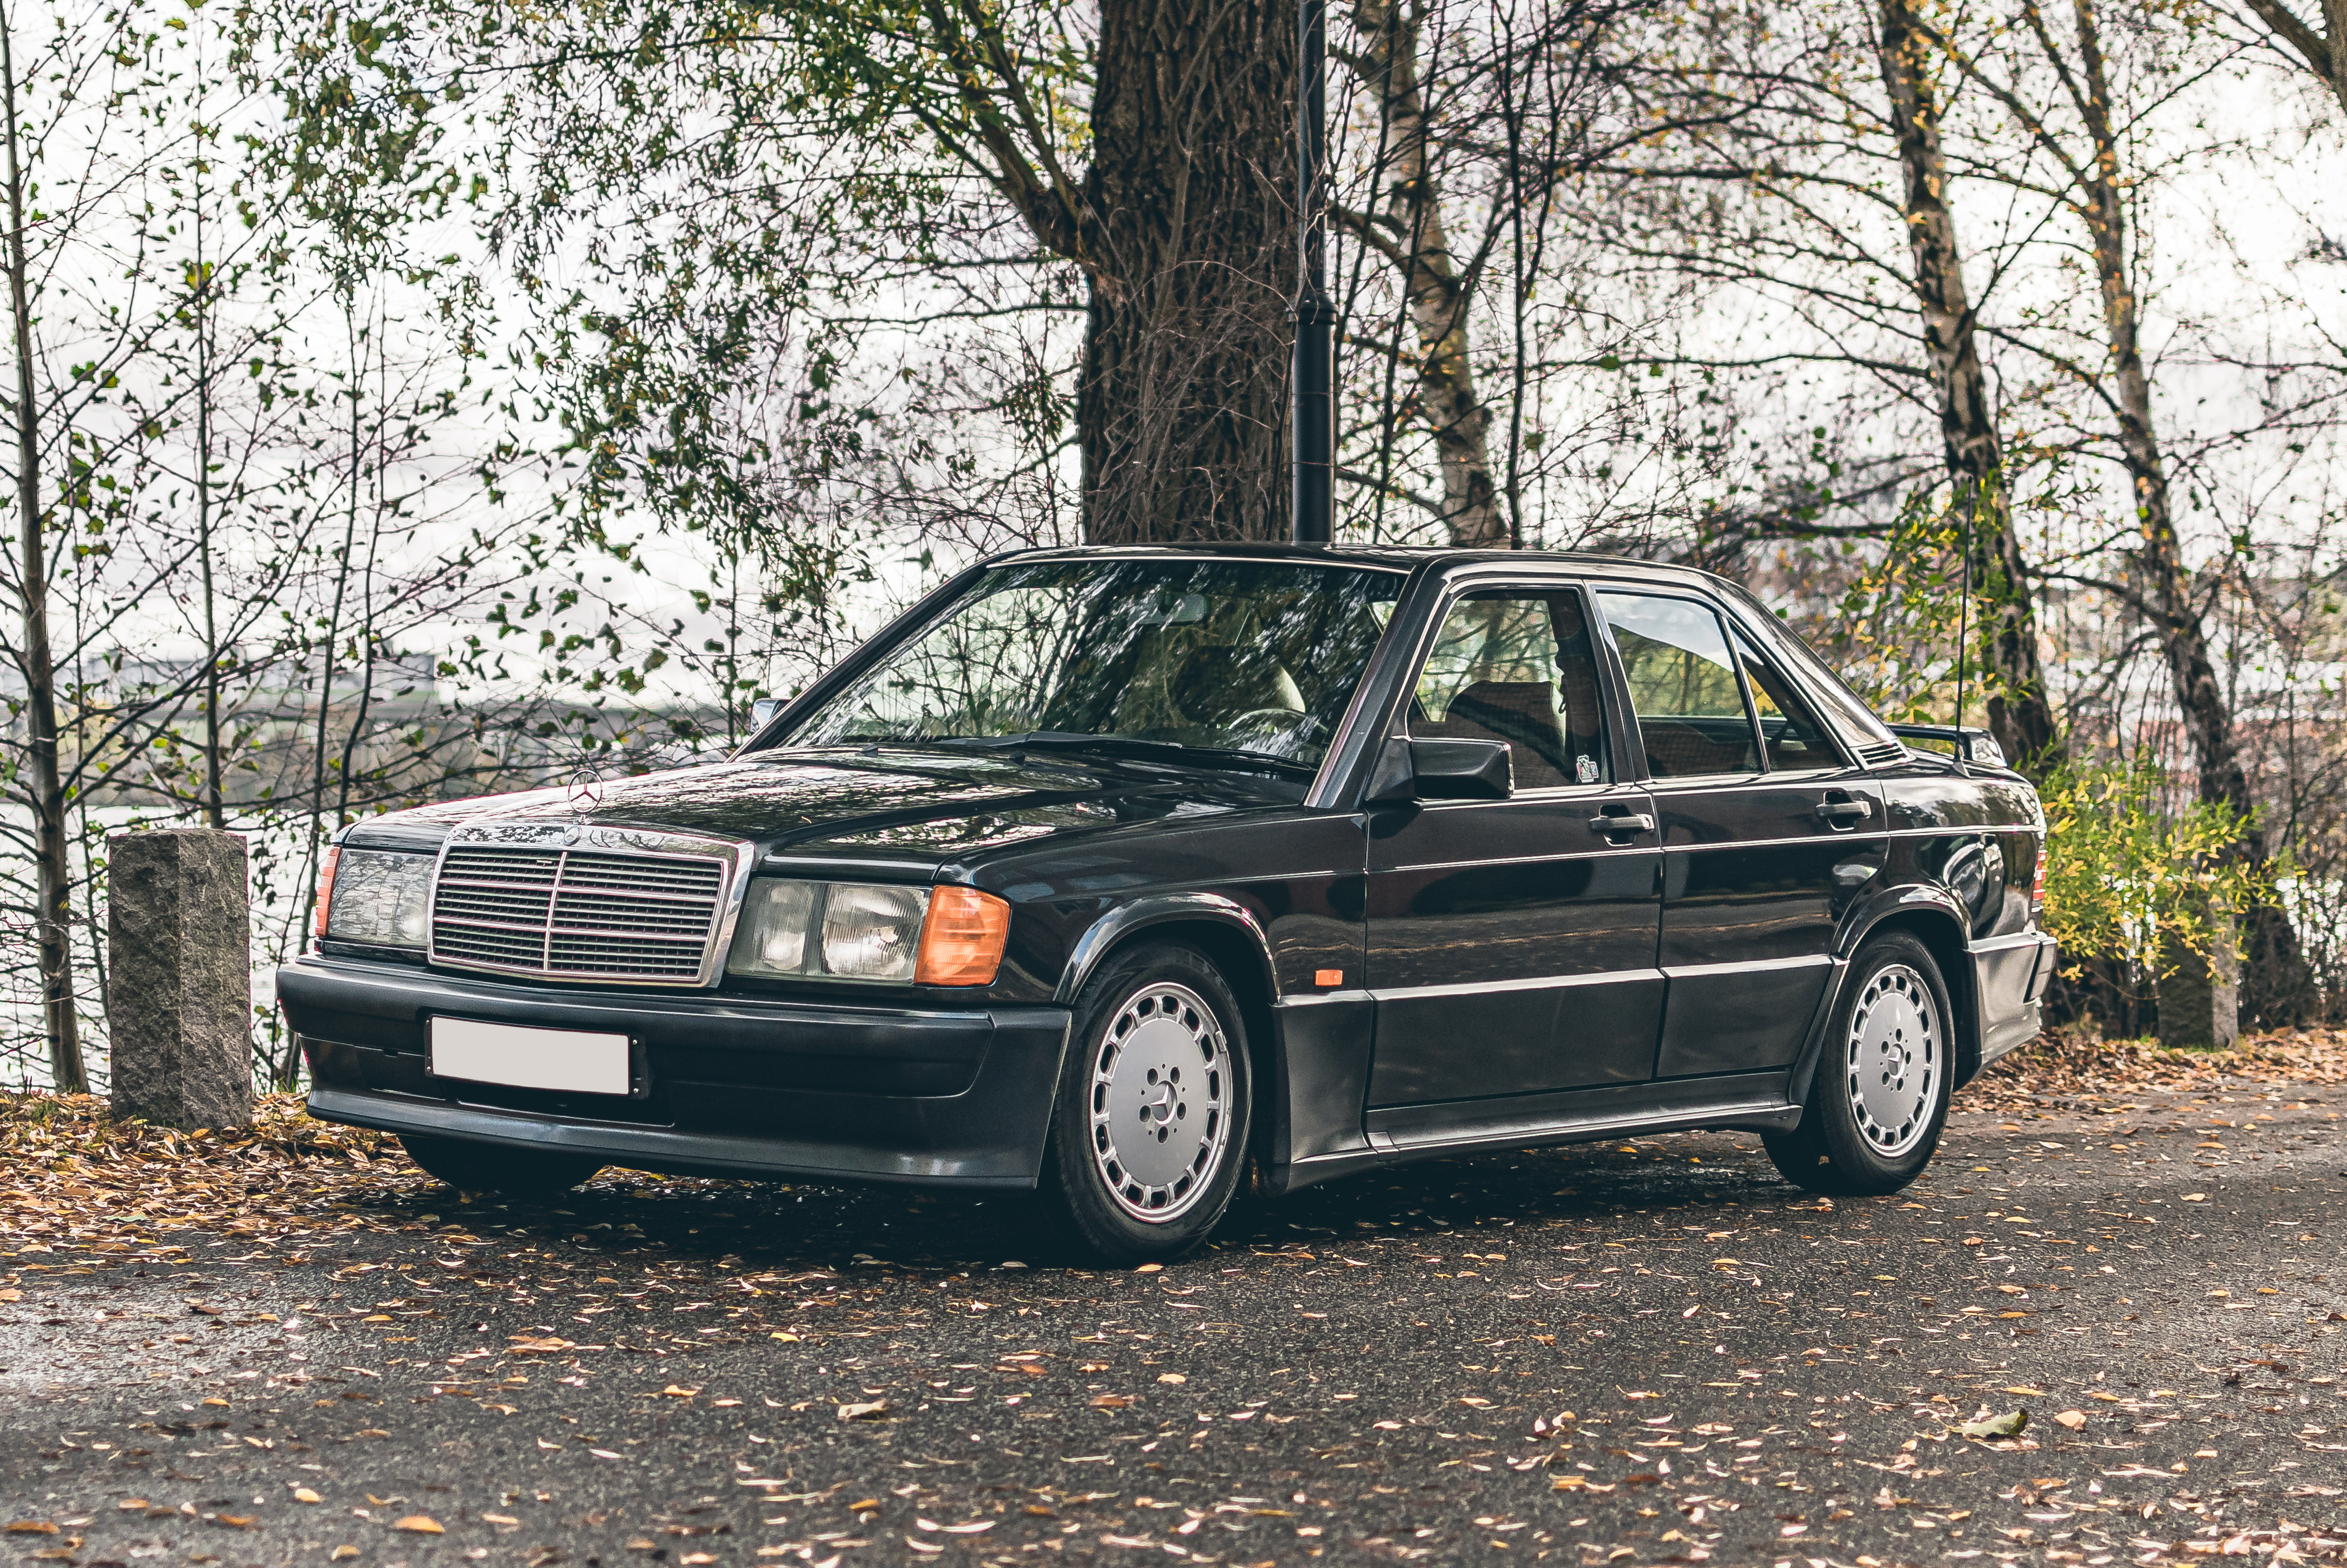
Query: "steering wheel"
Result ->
[[1227, 706, 1308, 731]]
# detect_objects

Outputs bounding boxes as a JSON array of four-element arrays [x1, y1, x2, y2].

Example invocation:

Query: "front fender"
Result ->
[[1052, 892, 1281, 1005]]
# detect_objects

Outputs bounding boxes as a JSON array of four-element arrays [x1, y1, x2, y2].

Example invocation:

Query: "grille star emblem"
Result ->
[[566, 769, 603, 817]]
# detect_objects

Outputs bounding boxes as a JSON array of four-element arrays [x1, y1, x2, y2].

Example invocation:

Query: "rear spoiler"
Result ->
[[1888, 724, 2007, 770]]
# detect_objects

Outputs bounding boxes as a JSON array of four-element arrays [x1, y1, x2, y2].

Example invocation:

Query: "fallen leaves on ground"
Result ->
[[7, 1027, 2344, 1264], [1, 1090, 422, 1263], [1956, 1408, 2029, 1438], [1971, 1025, 2347, 1111]]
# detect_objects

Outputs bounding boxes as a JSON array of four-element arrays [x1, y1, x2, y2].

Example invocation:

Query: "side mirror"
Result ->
[[750, 698, 782, 731], [1364, 736, 1513, 803]]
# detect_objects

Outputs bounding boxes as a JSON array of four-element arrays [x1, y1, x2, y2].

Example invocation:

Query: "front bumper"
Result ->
[[278, 957, 1071, 1189]]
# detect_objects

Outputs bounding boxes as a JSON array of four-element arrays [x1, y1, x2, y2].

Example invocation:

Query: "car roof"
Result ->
[[986, 541, 1734, 590]]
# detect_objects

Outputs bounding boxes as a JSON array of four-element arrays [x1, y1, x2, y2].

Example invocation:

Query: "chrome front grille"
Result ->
[[429, 835, 735, 985]]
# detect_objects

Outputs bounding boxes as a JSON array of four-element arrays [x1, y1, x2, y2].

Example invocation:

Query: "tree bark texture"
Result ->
[[2, 19, 86, 1094], [2062, 0, 2312, 1021], [1877, 0, 2062, 775], [1342, 0, 1506, 547], [1076, 0, 1297, 541]]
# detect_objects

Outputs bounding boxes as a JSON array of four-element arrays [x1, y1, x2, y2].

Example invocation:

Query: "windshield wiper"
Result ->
[[927, 731, 1175, 752], [925, 732, 1314, 777]]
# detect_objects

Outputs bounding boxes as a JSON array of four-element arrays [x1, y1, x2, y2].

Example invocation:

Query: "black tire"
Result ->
[[1037, 941, 1254, 1264], [398, 1133, 604, 1197], [1764, 930, 1953, 1196]]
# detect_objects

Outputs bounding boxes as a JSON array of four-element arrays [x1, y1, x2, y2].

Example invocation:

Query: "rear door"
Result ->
[[1592, 589, 1885, 1081], [1363, 583, 1663, 1113]]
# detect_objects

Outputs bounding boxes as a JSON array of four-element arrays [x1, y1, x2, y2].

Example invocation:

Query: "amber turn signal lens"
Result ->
[[313, 845, 341, 940], [914, 886, 1011, 986]]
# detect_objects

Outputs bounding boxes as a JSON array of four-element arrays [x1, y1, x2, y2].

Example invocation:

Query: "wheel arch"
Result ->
[[1790, 901, 1983, 1108], [1049, 899, 1285, 1195], [1053, 894, 1280, 1006]]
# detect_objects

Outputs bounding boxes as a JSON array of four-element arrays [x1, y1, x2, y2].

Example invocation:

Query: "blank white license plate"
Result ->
[[429, 1017, 630, 1096]]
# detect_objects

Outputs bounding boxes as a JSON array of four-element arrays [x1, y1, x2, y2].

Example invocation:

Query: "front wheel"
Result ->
[[1039, 942, 1253, 1264], [1764, 931, 1952, 1196], [399, 1133, 604, 1197]]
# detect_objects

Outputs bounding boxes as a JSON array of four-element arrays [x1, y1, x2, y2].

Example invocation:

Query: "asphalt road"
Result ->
[[7, 1084, 2346, 1568]]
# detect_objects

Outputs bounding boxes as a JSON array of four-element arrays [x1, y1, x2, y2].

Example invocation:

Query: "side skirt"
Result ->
[[1267, 1073, 1800, 1196]]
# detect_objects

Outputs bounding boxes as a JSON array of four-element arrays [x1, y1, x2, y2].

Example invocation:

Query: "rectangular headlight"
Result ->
[[325, 849, 433, 948], [726, 880, 1010, 986], [821, 883, 927, 980], [728, 878, 822, 976]]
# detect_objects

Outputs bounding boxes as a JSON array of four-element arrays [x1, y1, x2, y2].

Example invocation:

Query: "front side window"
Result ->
[[1407, 589, 1611, 790], [1596, 591, 1760, 778], [775, 558, 1403, 769]]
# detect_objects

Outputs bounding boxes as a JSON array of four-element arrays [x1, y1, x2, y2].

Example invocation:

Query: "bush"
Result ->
[[2039, 759, 2273, 983]]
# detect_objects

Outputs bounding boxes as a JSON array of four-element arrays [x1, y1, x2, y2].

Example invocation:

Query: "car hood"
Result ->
[[339, 748, 1294, 864]]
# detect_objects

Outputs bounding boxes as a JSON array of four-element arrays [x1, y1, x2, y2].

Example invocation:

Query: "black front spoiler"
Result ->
[[304, 1083, 1058, 1188], [281, 956, 1072, 1190]]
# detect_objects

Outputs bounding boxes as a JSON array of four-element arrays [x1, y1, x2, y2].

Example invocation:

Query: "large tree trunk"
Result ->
[[2064, 0, 2312, 1021], [2, 19, 86, 1094], [1342, 0, 1505, 547], [1078, 0, 1296, 542], [1877, 0, 2061, 775]]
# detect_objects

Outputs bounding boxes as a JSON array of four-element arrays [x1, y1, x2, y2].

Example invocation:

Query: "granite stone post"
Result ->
[[2157, 921, 2240, 1051], [107, 829, 253, 1128]]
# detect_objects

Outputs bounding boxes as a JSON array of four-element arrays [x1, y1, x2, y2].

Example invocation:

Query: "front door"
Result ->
[[1363, 585, 1664, 1112], [1592, 589, 1886, 1081]]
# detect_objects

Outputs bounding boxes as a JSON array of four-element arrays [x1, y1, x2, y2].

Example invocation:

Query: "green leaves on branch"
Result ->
[[1813, 486, 1997, 725], [2039, 760, 2277, 977]]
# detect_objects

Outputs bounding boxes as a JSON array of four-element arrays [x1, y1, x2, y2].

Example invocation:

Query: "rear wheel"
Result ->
[[1764, 931, 1952, 1196], [398, 1133, 604, 1197], [1039, 942, 1252, 1263]]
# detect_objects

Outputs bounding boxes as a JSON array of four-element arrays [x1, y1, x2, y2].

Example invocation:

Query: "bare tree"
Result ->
[[1339, 0, 1507, 546], [1877, 0, 2064, 771], [2227, 0, 2347, 114], [1916, 0, 2318, 1015], [1, 3, 78, 1090]]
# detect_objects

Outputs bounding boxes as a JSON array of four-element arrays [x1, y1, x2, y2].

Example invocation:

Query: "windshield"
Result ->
[[774, 558, 1404, 769]]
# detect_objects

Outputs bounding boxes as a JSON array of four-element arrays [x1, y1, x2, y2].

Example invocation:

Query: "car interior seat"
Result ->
[[1414, 679, 1571, 789]]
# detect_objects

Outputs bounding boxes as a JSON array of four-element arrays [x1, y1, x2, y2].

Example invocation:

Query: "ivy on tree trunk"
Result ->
[[1074, 0, 1298, 542]]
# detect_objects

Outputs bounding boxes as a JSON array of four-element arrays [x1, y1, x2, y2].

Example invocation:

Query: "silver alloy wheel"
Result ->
[[1844, 962, 1939, 1158], [1087, 980, 1233, 1223]]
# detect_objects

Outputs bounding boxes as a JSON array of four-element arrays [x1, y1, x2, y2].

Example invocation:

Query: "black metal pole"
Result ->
[[1291, 0, 1334, 545]]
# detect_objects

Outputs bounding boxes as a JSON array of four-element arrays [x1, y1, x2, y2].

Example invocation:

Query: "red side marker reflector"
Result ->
[[313, 845, 341, 942], [1314, 969, 1344, 988]]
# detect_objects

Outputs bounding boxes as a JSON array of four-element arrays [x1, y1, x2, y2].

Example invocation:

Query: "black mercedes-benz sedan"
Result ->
[[280, 545, 2055, 1261]]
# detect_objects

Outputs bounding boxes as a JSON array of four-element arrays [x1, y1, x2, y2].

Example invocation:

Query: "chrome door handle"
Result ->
[[1815, 798, 1873, 826], [1588, 813, 1654, 836]]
